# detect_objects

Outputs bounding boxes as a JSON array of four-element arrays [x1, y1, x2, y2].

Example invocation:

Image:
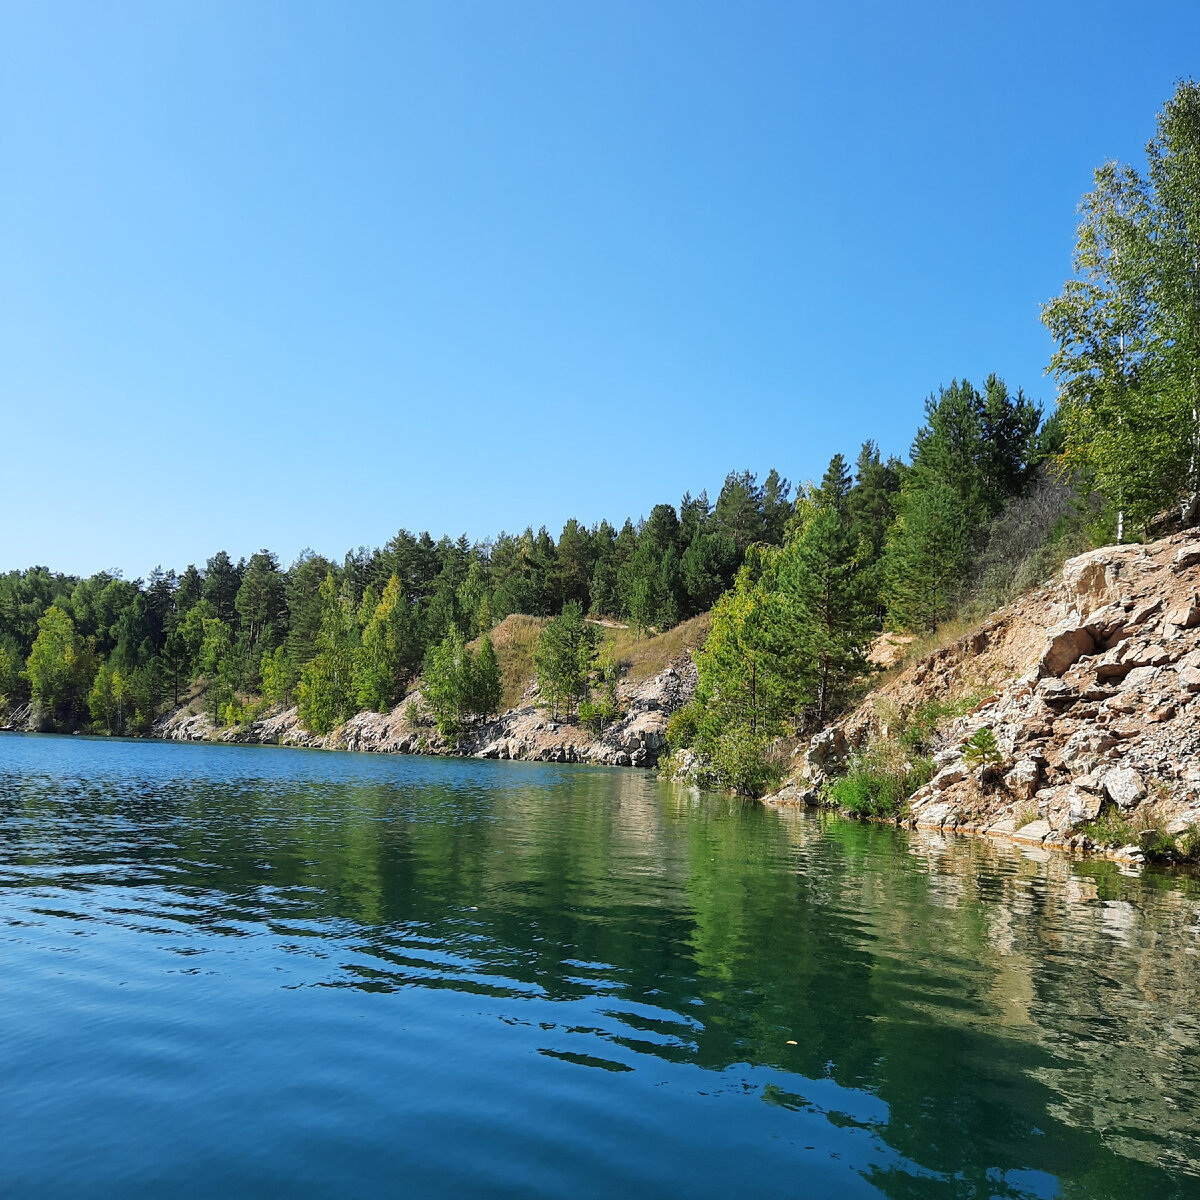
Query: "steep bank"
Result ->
[[153, 654, 698, 769], [769, 532, 1200, 864]]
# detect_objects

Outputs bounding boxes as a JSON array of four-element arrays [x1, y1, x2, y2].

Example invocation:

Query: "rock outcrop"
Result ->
[[153, 656, 697, 771], [767, 532, 1200, 864]]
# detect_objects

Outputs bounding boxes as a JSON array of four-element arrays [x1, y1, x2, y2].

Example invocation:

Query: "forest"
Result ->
[[3, 80, 1198, 795]]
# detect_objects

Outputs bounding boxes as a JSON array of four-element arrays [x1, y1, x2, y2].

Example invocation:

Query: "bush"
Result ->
[[900, 694, 981, 756], [666, 702, 701, 755], [1085, 804, 1174, 856], [579, 691, 620, 735], [1177, 824, 1200, 861], [702, 726, 782, 798], [826, 743, 932, 818]]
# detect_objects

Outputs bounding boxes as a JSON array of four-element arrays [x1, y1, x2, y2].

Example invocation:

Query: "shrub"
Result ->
[[900, 694, 981, 756], [962, 727, 1002, 770], [1177, 824, 1200, 861], [826, 743, 932, 818], [579, 691, 620, 735], [1085, 804, 1174, 856], [701, 726, 782, 798], [666, 702, 701, 755]]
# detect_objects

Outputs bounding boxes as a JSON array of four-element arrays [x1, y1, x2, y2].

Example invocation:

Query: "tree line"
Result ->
[[0, 468, 794, 733]]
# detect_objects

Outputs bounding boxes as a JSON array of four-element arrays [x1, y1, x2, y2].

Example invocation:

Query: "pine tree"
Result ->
[[778, 483, 873, 724], [533, 601, 596, 720], [473, 633, 502, 717]]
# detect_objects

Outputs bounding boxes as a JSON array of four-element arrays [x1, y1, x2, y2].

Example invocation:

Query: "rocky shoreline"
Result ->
[[150, 656, 697, 771], [764, 534, 1200, 868]]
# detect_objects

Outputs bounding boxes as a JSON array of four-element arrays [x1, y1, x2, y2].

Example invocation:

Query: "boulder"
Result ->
[[1128, 597, 1164, 626], [1173, 544, 1200, 571], [1061, 545, 1147, 613], [1068, 785, 1104, 822], [1036, 678, 1078, 707], [1040, 624, 1095, 677], [1178, 665, 1200, 694], [1165, 595, 1200, 635], [1003, 759, 1042, 799], [1013, 818, 1052, 845], [914, 801, 959, 830], [1103, 766, 1147, 809], [1121, 665, 1162, 691], [1081, 602, 1129, 643], [928, 762, 969, 792]]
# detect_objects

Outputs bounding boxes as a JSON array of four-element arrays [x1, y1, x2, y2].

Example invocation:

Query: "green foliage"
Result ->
[[422, 627, 500, 736], [700, 726, 782, 798], [962, 727, 1002, 770], [296, 573, 359, 735], [355, 575, 418, 713], [0, 644, 22, 716], [826, 746, 933, 818], [884, 377, 1041, 631], [579, 649, 622, 734], [1043, 78, 1200, 533], [533, 601, 597, 720], [260, 646, 298, 709], [779, 486, 875, 723], [898, 694, 981, 756], [27, 605, 96, 730], [1176, 824, 1200, 861], [474, 633, 502, 718], [666, 701, 701, 756]]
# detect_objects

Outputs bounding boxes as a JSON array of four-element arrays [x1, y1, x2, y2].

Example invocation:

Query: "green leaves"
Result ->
[[533, 601, 597, 721], [296, 573, 359, 734], [27, 605, 96, 730], [423, 628, 501, 736], [1044, 79, 1200, 533]]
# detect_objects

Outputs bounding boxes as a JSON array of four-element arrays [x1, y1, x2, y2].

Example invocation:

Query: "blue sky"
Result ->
[[3, 1, 1198, 578]]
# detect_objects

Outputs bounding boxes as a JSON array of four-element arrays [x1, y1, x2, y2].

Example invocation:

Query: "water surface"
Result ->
[[2, 733, 1198, 1198]]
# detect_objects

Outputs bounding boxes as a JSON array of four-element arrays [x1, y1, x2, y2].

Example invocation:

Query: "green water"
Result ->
[[1, 733, 1198, 1198]]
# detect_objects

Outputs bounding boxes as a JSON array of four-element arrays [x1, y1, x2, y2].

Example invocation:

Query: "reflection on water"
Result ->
[[1, 732, 1198, 1199]]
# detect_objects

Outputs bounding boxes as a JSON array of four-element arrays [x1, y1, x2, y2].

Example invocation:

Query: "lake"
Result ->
[[1, 733, 1198, 1198]]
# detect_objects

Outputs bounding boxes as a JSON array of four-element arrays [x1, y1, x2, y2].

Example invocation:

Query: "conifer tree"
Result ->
[[777, 482, 873, 724], [533, 601, 596, 720], [473, 633, 502, 717]]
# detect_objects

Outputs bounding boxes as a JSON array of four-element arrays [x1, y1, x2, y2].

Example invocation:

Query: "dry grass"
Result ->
[[599, 612, 712, 682], [471, 614, 547, 710], [470, 610, 712, 712]]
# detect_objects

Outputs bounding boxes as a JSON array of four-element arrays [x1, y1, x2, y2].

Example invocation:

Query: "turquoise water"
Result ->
[[1, 734, 1198, 1198]]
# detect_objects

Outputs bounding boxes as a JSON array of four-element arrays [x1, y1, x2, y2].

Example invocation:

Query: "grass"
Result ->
[[825, 689, 985, 819], [471, 614, 547, 711], [597, 612, 712, 683], [459, 610, 712, 716], [1084, 803, 1179, 856]]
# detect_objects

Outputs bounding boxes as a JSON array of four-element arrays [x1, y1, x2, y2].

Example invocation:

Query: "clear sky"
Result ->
[[3, 1, 1198, 579]]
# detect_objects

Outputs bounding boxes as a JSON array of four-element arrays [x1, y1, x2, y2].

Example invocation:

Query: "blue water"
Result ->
[[2, 733, 1198, 1198]]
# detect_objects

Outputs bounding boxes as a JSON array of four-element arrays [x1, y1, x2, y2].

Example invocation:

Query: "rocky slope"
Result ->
[[768, 532, 1200, 864], [153, 656, 697, 769]]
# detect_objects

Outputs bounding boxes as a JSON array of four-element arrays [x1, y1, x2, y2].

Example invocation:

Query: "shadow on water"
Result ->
[[1, 732, 1198, 1199]]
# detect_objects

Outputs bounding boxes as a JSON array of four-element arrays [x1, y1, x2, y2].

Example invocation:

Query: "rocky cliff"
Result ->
[[769, 532, 1200, 864], [153, 655, 697, 769]]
